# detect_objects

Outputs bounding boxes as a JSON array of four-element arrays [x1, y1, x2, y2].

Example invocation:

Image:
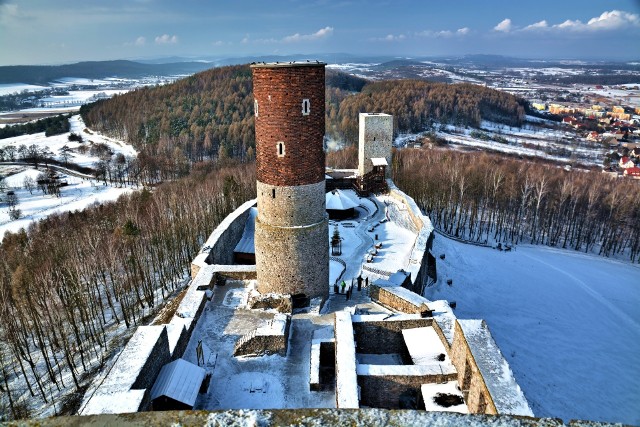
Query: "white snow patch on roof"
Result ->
[[371, 157, 388, 166], [150, 358, 205, 408], [326, 189, 359, 211]]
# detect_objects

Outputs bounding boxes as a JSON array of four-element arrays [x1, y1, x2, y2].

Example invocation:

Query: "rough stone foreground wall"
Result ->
[[357, 371, 458, 409], [450, 320, 498, 415], [20, 408, 611, 426], [386, 181, 436, 294], [352, 318, 432, 355]]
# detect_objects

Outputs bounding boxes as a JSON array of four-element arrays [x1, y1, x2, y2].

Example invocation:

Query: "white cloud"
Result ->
[[155, 34, 178, 44], [416, 27, 470, 38], [521, 10, 640, 33], [523, 20, 548, 31], [555, 10, 639, 31], [212, 40, 225, 46], [383, 34, 406, 41], [494, 18, 512, 32], [283, 26, 334, 43], [135, 36, 146, 46]]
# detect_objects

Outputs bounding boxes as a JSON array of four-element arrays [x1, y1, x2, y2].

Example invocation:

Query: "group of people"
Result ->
[[334, 274, 369, 300]]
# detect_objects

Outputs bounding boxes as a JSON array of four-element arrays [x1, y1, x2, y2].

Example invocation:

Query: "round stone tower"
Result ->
[[251, 62, 329, 299]]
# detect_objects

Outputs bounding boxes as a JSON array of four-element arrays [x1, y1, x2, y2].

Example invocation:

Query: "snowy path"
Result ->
[[426, 235, 640, 425]]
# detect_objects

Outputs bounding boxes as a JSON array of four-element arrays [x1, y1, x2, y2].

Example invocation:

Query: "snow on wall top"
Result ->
[[165, 324, 187, 357], [233, 207, 257, 254], [201, 199, 257, 252], [374, 280, 430, 308], [402, 327, 455, 374], [80, 389, 147, 415], [458, 320, 534, 417], [150, 358, 205, 408], [351, 313, 422, 323], [428, 300, 457, 346], [356, 363, 454, 376], [335, 311, 360, 408], [101, 325, 166, 390]]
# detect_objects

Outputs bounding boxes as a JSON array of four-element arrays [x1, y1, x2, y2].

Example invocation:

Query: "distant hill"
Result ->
[[0, 60, 214, 84], [80, 63, 524, 166]]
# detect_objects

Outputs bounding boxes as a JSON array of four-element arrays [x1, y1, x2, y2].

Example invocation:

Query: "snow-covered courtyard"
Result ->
[[426, 234, 640, 425]]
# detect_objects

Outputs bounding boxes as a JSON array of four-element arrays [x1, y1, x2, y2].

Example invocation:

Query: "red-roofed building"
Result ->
[[619, 157, 634, 168], [623, 167, 640, 179], [586, 131, 599, 142]]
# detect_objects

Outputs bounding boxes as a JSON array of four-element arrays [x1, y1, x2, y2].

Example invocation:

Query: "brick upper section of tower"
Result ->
[[251, 62, 325, 187]]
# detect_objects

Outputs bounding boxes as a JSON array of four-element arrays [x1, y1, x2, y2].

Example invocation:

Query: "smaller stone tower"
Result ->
[[358, 113, 393, 177]]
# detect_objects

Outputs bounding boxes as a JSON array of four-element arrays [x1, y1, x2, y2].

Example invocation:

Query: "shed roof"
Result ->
[[233, 207, 257, 254], [150, 359, 206, 408], [371, 157, 388, 167]]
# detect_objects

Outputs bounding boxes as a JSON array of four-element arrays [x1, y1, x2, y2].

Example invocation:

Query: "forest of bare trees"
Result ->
[[0, 162, 256, 419], [393, 149, 640, 262]]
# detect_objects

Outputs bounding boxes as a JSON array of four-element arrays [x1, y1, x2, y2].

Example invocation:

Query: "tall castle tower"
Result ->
[[251, 62, 329, 299]]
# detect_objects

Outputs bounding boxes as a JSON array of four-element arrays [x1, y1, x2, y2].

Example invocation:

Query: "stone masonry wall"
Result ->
[[369, 285, 430, 315], [352, 318, 432, 355], [450, 321, 498, 415], [358, 113, 393, 177], [256, 181, 325, 227], [358, 372, 457, 409], [131, 328, 171, 390], [255, 218, 329, 298]]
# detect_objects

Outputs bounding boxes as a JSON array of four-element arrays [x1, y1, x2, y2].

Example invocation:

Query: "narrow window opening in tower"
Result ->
[[277, 141, 285, 157], [272, 188, 276, 198], [254, 99, 259, 117], [373, 137, 376, 141], [302, 99, 311, 116]]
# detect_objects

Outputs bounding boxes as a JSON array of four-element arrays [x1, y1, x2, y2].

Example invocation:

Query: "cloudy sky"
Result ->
[[0, 0, 639, 65]]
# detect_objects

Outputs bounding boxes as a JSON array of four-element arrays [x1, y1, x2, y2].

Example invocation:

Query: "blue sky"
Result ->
[[0, 0, 639, 65]]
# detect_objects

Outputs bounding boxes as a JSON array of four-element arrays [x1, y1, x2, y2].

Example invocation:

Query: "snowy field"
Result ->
[[0, 166, 133, 238], [0, 115, 137, 167], [426, 234, 640, 425], [1, 114, 138, 239]]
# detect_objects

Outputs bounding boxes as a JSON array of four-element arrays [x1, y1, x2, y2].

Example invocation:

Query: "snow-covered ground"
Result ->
[[0, 83, 49, 96], [0, 115, 138, 239], [394, 119, 603, 167], [0, 166, 133, 238], [426, 234, 640, 425], [0, 115, 137, 167]]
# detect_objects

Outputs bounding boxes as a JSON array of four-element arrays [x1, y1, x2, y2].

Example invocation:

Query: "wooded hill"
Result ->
[[80, 64, 525, 165], [0, 60, 213, 85]]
